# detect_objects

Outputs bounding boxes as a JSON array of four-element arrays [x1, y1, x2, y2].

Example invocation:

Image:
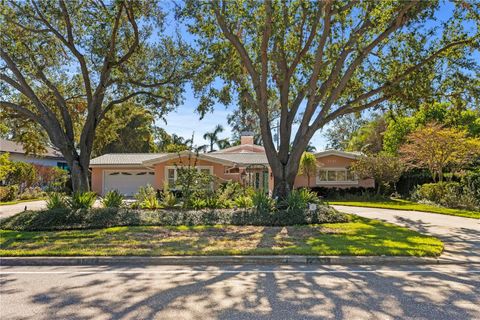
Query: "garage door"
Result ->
[[103, 170, 156, 196]]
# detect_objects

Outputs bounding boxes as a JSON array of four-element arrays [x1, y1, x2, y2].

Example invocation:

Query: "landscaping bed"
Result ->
[[0, 206, 346, 231], [0, 215, 443, 257], [328, 198, 480, 219]]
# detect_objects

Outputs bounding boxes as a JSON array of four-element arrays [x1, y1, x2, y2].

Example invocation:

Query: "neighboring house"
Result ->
[[0, 138, 68, 169], [90, 133, 374, 196]]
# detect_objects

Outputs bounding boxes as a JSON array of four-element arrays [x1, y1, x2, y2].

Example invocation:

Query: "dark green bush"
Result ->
[[0, 206, 348, 231]]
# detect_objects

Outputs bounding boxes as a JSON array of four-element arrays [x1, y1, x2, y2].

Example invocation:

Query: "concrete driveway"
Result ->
[[0, 200, 46, 219], [333, 205, 480, 264]]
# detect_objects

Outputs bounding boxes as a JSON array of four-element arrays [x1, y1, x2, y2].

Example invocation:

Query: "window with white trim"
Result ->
[[164, 166, 213, 187], [316, 168, 358, 184]]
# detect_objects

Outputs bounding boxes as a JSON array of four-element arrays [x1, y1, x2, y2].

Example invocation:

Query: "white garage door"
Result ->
[[103, 170, 156, 196]]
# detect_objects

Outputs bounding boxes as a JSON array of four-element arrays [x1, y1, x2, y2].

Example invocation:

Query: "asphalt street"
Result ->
[[1, 264, 479, 319]]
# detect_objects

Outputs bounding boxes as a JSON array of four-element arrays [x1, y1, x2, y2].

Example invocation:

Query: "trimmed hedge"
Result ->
[[0, 206, 347, 231]]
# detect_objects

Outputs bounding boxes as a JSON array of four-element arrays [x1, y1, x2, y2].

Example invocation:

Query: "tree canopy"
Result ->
[[182, 0, 479, 198], [0, 0, 194, 191]]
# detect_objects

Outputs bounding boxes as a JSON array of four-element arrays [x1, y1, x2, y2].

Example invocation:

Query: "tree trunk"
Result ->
[[69, 158, 90, 192], [272, 165, 297, 200]]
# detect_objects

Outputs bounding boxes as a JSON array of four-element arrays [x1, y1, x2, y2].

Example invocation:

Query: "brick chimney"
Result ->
[[240, 131, 254, 145]]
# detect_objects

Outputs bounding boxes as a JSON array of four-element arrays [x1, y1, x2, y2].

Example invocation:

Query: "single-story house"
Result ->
[[0, 138, 68, 169], [90, 134, 374, 196]]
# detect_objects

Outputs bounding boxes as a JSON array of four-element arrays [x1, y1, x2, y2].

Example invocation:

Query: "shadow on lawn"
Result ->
[[2, 264, 479, 319]]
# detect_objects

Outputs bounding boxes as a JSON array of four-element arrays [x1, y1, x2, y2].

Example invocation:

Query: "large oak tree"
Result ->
[[0, 0, 193, 191], [183, 0, 479, 198]]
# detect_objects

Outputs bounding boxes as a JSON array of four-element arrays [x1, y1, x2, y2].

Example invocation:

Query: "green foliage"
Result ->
[[347, 115, 387, 154], [0, 206, 347, 231], [412, 182, 479, 211], [0, 185, 19, 202], [175, 167, 214, 208], [299, 152, 318, 186], [134, 185, 157, 203], [400, 123, 480, 181], [67, 192, 97, 210], [203, 124, 225, 152], [93, 103, 157, 157], [352, 154, 405, 195], [0, 153, 13, 181], [234, 195, 254, 208], [325, 114, 367, 151], [6, 162, 37, 191], [140, 195, 161, 210], [46, 193, 67, 210], [160, 191, 177, 208], [190, 198, 207, 210], [101, 190, 124, 208], [252, 191, 275, 213], [280, 188, 320, 212], [17, 187, 45, 200]]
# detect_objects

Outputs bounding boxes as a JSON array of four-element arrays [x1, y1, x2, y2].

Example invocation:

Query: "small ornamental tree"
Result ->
[[7, 161, 37, 191], [299, 152, 318, 187], [352, 153, 404, 195], [400, 123, 480, 182], [0, 153, 13, 181]]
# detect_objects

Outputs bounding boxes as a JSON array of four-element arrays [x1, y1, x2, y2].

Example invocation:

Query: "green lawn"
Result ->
[[0, 198, 45, 206], [0, 215, 443, 257], [328, 199, 479, 219]]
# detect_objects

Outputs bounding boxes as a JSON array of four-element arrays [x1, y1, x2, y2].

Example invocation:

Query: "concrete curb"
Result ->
[[1, 255, 473, 266]]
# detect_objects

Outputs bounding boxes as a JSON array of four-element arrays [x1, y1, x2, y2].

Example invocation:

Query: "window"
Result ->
[[165, 166, 213, 187], [327, 171, 337, 181], [167, 168, 176, 186], [317, 168, 358, 184]]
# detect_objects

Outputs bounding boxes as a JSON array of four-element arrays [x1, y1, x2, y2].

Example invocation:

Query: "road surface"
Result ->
[[1, 264, 479, 320]]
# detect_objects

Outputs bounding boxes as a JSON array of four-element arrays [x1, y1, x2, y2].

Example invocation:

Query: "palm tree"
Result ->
[[217, 138, 231, 150], [299, 152, 318, 187], [203, 125, 224, 152]]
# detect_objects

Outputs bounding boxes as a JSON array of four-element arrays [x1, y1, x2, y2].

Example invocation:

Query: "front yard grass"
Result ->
[[0, 215, 443, 257], [328, 199, 479, 219]]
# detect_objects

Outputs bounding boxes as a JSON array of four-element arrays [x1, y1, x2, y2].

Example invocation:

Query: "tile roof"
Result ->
[[90, 153, 165, 166], [208, 152, 269, 165], [0, 138, 64, 158]]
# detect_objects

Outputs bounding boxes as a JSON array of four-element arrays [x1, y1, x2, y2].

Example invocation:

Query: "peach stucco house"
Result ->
[[90, 134, 374, 196]]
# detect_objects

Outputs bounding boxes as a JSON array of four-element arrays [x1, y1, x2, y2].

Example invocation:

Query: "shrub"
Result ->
[[161, 191, 177, 208], [190, 198, 207, 210], [101, 190, 124, 208], [412, 182, 461, 206], [0, 185, 19, 202], [279, 188, 319, 211], [0, 206, 348, 231], [234, 195, 253, 208], [18, 187, 45, 200], [411, 181, 479, 210], [67, 192, 97, 209], [140, 194, 161, 209], [252, 191, 275, 212], [46, 192, 67, 210], [205, 196, 224, 209], [134, 184, 157, 203]]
